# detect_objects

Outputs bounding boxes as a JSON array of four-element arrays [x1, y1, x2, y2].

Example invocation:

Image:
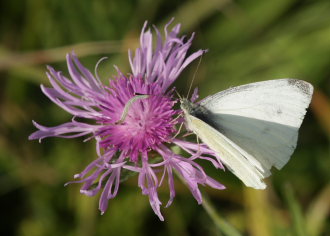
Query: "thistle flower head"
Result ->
[[29, 19, 225, 221], [97, 76, 178, 162]]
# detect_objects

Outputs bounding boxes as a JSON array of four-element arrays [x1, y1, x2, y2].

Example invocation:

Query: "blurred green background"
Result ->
[[0, 0, 329, 235]]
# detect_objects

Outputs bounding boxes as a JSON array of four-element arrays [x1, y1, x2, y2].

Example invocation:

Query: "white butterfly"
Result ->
[[180, 79, 313, 189]]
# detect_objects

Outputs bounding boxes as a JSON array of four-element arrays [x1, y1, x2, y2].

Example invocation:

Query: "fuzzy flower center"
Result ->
[[97, 76, 178, 161]]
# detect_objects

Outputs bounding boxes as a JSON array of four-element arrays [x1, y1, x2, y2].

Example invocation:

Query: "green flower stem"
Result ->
[[175, 171, 241, 236], [201, 192, 242, 236]]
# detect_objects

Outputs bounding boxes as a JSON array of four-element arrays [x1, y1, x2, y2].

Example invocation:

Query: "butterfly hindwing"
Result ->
[[186, 114, 267, 189]]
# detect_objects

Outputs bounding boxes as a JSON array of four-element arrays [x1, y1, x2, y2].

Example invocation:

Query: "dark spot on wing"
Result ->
[[262, 127, 270, 134], [277, 108, 282, 115], [287, 79, 311, 95]]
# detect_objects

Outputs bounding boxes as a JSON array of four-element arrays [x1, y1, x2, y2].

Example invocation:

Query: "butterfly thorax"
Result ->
[[181, 97, 206, 113], [180, 98, 213, 131]]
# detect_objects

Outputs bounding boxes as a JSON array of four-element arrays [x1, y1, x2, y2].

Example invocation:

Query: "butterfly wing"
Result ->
[[186, 114, 267, 189], [198, 79, 313, 187]]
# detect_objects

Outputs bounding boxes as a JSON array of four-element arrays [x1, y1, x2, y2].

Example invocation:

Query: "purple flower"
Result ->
[[29, 19, 225, 221]]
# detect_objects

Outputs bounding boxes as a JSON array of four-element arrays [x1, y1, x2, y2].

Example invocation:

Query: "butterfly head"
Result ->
[[180, 98, 193, 114], [174, 90, 194, 115]]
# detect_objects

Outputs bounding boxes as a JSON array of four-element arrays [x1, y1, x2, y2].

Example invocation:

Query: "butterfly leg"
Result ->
[[196, 135, 201, 156], [171, 114, 185, 139], [182, 132, 194, 137], [172, 122, 184, 139]]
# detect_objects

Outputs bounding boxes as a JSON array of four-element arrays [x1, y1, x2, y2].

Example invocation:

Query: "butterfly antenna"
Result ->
[[175, 89, 182, 100], [187, 54, 203, 98]]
